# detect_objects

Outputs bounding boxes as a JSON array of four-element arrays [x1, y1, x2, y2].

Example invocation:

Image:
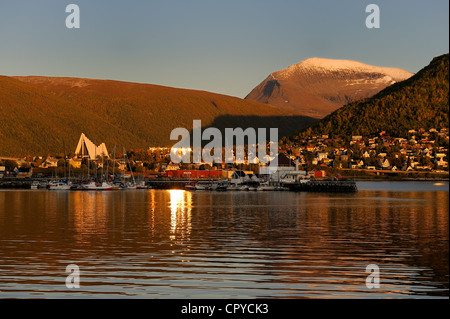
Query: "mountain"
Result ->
[[245, 58, 414, 118], [0, 76, 317, 156], [296, 53, 449, 138]]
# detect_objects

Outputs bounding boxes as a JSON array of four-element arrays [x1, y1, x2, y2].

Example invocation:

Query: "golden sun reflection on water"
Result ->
[[433, 182, 446, 186], [72, 191, 108, 239], [169, 190, 192, 241]]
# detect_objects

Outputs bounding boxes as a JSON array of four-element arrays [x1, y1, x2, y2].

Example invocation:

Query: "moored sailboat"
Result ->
[[48, 180, 71, 190]]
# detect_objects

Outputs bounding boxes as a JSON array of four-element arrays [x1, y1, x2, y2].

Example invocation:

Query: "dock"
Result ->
[[283, 180, 358, 193], [148, 180, 191, 190], [1, 178, 358, 193], [0, 178, 36, 189]]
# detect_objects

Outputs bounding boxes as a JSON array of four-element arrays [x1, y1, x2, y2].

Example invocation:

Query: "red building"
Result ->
[[314, 171, 327, 178], [161, 170, 223, 179]]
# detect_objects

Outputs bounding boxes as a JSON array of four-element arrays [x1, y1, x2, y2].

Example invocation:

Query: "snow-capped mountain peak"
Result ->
[[246, 57, 414, 118]]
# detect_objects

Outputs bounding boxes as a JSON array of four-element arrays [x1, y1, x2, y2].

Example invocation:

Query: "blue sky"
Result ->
[[0, 0, 448, 98]]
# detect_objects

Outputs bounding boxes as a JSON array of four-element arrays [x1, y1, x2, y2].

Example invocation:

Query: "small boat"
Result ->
[[48, 181, 71, 190], [210, 181, 227, 191], [70, 182, 83, 191], [82, 181, 116, 191], [31, 181, 40, 189], [195, 181, 211, 191], [226, 184, 239, 191], [237, 185, 249, 191], [258, 182, 276, 191], [122, 182, 137, 190], [136, 181, 148, 189], [98, 182, 117, 190], [216, 183, 228, 192], [185, 181, 197, 191], [246, 182, 260, 191], [82, 181, 98, 191]]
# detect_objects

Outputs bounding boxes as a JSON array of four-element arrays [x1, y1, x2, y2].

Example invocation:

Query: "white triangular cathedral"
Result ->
[[75, 133, 109, 160]]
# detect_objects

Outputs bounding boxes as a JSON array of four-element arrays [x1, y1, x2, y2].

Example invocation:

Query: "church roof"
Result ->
[[75, 133, 109, 160]]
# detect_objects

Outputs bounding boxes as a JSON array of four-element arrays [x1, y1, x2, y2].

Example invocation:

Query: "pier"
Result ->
[[283, 180, 358, 193], [149, 179, 358, 193], [148, 180, 190, 190], [0, 178, 37, 189], [1, 178, 358, 193]]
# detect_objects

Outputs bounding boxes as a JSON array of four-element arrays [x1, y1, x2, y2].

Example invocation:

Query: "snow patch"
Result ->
[[275, 57, 413, 82]]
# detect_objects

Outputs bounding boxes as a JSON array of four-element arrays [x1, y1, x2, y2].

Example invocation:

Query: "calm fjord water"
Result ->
[[0, 182, 448, 298]]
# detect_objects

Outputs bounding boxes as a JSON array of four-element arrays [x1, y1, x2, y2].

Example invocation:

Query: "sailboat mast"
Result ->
[[95, 141, 97, 180], [112, 145, 116, 181], [63, 139, 67, 180], [125, 148, 136, 185], [105, 154, 109, 182], [122, 147, 125, 185]]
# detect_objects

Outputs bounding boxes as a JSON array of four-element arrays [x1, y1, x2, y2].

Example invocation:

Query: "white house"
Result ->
[[44, 157, 58, 168], [317, 152, 328, 161], [435, 154, 448, 168], [362, 151, 371, 158], [380, 158, 391, 170]]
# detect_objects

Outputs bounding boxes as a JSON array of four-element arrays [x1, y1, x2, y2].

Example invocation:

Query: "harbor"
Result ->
[[2, 132, 447, 194], [284, 180, 358, 193], [0, 176, 358, 193]]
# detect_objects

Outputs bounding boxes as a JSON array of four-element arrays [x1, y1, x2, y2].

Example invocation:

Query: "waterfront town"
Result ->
[[1, 127, 448, 184], [279, 127, 449, 177]]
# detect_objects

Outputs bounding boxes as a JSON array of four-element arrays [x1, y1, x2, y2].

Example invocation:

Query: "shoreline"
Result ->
[[0, 177, 448, 191], [352, 178, 449, 182]]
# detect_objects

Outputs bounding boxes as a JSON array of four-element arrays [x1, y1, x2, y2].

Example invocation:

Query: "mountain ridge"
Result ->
[[295, 53, 449, 138], [0, 75, 317, 156], [245, 57, 414, 118]]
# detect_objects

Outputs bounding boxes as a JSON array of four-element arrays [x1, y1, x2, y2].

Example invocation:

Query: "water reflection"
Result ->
[[72, 191, 108, 239], [169, 190, 192, 242], [0, 185, 448, 298]]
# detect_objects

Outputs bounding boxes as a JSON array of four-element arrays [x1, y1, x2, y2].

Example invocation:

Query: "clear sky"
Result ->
[[0, 0, 448, 98]]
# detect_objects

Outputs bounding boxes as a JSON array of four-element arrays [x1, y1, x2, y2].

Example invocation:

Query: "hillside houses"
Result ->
[[1, 128, 448, 179], [282, 128, 449, 172]]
